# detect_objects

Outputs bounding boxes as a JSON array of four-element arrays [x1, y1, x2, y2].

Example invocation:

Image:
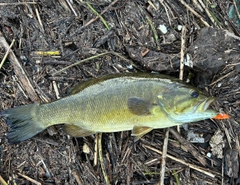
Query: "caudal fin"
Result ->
[[1, 103, 45, 143]]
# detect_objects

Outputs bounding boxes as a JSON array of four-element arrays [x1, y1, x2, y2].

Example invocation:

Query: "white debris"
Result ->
[[184, 54, 193, 68], [177, 25, 182, 31], [158, 24, 167, 34], [207, 152, 212, 158], [187, 130, 205, 143]]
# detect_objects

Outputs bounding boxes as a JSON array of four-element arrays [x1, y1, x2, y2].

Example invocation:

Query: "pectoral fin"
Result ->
[[131, 126, 153, 141], [128, 97, 155, 116], [64, 124, 95, 137]]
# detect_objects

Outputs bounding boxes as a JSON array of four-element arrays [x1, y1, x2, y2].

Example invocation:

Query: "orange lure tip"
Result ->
[[213, 113, 230, 120]]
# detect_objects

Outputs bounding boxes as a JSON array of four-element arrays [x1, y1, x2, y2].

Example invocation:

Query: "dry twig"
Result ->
[[52, 52, 110, 75], [177, 26, 186, 132], [98, 133, 110, 185], [52, 81, 61, 99], [169, 128, 207, 166], [18, 173, 41, 185], [94, 134, 98, 166], [209, 70, 234, 86], [159, 129, 169, 185], [0, 39, 15, 69], [52, 51, 137, 76], [233, 0, 240, 20], [179, 26, 186, 81], [197, 0, 221, 27], [72, 171, 83, 185], [66, 0, 78, 16], [0, 2, 37, 5], [143, 144, 217, 178], [178, 0, 210, 27], [158, 0, 172, 26], [34, 4, 44, 33], [0, 31, 39, 102]]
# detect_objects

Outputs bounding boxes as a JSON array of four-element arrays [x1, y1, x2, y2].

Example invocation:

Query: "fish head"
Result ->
[[157, 85, 217, 123]]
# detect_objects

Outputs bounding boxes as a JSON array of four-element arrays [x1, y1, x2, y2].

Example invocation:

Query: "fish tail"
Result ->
[[1, 103, 45, 143]]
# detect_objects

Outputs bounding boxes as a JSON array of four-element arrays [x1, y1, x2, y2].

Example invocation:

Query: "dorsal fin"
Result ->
[[68, 74, 123, 95], [68, 72, 186, 95]]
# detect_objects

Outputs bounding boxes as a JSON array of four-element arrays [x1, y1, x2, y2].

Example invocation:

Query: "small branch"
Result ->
[[233, 0, 240, 20], [178, 0, 210, 27], [178, 26, 186, 132], [66, 0, 78, 16], [51, 51, 137, 76], [98, 133, 110, 185], [158, 0, 172, 26], [0, 32, 39, 102], [0, 2, 37, 5], [209, 71, 234, 86], [179, 26, 186, 81], [53, 81, 61, 99], [221, 120, 232, 150], [94, 134, 98, 166], [18, 173, 41, 185], [235, 135, 240, 156], [0, 39, 15, 69], [160, 129, 169, 185], [72, 170, 83, 185], [169, 128, 207, 166], [197, 0, 221, 27], [34, 4, 44, 33], [143, 144, 217, 178], [52, 52, 110, 75]]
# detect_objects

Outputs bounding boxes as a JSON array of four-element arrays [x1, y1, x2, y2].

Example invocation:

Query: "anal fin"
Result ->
[[64, 124, 95, 137], [131, 126, 153, 141]]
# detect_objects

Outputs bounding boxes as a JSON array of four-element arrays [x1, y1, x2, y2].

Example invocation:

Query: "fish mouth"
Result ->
[[196, 97, 216, 112]]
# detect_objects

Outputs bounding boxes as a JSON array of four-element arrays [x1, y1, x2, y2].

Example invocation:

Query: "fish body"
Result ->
[[1, 73, 217, 143]]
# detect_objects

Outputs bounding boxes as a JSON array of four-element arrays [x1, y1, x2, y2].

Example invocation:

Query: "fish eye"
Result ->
[[191, 91, 199, 98]]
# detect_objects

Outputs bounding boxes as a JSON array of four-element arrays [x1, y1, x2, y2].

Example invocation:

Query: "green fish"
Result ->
[[1, 73, 217, 143]]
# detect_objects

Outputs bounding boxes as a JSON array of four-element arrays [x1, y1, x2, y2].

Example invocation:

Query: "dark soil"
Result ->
[[0, 0, 239, 184]]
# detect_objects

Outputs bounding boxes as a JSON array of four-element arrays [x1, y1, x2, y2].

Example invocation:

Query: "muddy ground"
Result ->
[[0, 0, 240, 185]]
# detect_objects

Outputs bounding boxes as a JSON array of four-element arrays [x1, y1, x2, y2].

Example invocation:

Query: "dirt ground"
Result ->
[[0, 0, 240, 184]]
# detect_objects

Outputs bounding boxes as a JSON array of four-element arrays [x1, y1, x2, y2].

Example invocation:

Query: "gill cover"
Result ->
[[157, 86, 217, 123]]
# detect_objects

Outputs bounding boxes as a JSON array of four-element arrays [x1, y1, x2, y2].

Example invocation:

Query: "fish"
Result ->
[[0, 73, 222, 144]]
